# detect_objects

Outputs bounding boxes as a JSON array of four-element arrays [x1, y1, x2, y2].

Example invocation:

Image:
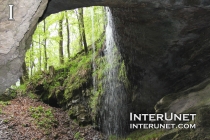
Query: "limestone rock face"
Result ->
[[0, 0, 210, 116], [0, 0, 48, 93]]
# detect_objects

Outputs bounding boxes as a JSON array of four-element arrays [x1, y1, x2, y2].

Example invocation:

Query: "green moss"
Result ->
[[64, 51, 92, 100], [90, 89, 101, 119], [0, 101, 11, 106], [27, 92, 38, 99], [109, 135, 118, 140], [118, 60, 129, 89], [107, 130, 164, 140], [126, 129, 164, 140], [89, 38, 131, 122], [24, 33, 107, 125], [29, 106, 57, 129], [89, 57, 106, 120]]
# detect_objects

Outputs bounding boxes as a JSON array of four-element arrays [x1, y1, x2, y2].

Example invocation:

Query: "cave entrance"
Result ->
[[21, 6, 105, 107], [24, 6, 105, 78]]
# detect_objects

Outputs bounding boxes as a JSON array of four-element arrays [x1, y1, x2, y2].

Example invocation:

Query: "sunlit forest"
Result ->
[[24, 7, 105, 78]]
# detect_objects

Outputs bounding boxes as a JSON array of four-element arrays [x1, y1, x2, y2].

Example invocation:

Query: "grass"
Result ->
[[108, 130, 164, 140], [126, 129, 164, 140]]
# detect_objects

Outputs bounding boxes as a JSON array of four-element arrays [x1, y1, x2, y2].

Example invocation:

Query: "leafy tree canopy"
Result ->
[[25, 6, 105, 77]]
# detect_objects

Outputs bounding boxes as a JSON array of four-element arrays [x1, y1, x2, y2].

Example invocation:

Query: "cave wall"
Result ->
[[0, 0, 48, 93], [0, 0, 210, 115], [111, 2, 210, 113]]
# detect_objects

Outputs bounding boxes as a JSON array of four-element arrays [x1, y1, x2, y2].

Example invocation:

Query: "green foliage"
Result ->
[[0, 101, 11, 106], [74, 132, 84, 140], [126, 129, 164, 140], [118, 61, 129, 89], [27, 92, 38, 99], [23, 5, 106, 120], [29, 71, 43, 82], [89, 35, 130, 122], [29, 106, 56, 129], [0, 101, 8, 114], [90, 88, 101, 118], [88, 35, 107, 119], [24, 6, 109, 127], [90, 57, 106, 119], [3, 119, 9, 124], [84, 7, 105, 46], [108, 135, 118, 140], [10, 84, 26, 97], [74, 132, 80, 139], [108, 130, 164, 140], [17, 84, 26, 93], [25, 6, 105, 76], [64, 51, 92, 100]]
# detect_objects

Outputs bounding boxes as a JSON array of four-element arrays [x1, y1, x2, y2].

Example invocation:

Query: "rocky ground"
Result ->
[[0, 96, 104, 140]]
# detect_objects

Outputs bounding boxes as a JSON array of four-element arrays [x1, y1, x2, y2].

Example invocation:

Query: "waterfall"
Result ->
[[100, 7, 127, 137]]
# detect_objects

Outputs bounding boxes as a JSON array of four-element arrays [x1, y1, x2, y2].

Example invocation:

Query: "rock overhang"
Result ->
[[0, 0, 210, 114]]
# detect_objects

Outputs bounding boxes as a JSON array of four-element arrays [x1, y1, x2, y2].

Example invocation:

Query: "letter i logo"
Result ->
[[9, 5, 14, 20]]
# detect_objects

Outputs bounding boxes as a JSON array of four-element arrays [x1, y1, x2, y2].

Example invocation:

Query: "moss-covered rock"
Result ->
[[23, 34, 106, 126], [68, 104, 92, 126]]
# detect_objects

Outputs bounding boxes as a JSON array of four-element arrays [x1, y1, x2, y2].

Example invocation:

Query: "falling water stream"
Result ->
[[100, 7, 127, 137]]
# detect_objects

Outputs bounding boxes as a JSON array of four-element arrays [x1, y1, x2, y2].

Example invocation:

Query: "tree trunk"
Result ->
[[58, 13, 64, 65], [49, 65, 55, 78], [39, 29, 42, 71], [78, 8, 88, 54], [30, 41, 34, 77], [76, 9, 83, 51], [43, 19, 48, 70], [65, 11, 70, 59], [20, 61, 28, 84]]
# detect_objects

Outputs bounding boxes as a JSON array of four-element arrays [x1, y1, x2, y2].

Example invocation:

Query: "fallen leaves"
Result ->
[[0, 96, 104, 140]]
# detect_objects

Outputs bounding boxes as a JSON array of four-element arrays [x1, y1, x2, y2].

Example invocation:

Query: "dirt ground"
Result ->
[[0, 96, 104, 140]]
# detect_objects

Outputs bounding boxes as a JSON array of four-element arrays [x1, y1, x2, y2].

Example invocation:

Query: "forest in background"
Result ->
[[22, 6, 105, 81], [2, 6, 133, 139]]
